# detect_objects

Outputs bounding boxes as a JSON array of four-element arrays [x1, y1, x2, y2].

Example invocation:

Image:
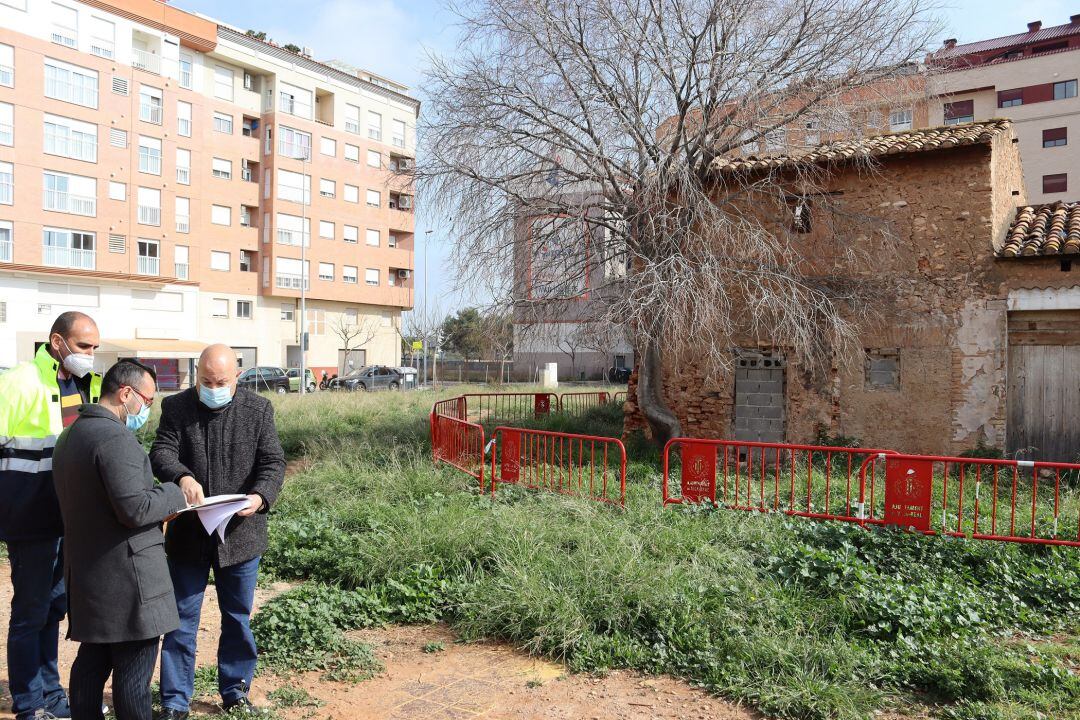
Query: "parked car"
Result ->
[[608, 366, 631, 383], [286, 367, 317, 393], [237, 366, 290, 394], [328, 365, 405, 392]]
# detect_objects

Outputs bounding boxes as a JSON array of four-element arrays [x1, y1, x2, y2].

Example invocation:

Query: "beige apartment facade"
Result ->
[[0, 0, 416, 385]]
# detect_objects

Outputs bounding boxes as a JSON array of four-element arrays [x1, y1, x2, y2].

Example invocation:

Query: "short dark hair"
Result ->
[[50, 311, 95, 339], [101, 360, 157, 397]]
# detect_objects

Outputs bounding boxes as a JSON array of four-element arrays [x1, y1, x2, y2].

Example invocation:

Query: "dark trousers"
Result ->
[[69, 637, 159, 720], [160, 555, 260, 712], [5, 538, 67, 720]]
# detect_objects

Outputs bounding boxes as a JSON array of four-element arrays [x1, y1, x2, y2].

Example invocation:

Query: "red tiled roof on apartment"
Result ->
[[709, 119, 1012, 174], [930, 20, 1080, 61], [1000, 202, 1080, 257]]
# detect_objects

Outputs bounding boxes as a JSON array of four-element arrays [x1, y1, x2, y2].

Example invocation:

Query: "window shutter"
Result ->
[[1044, 127, 1068, 143], [111, 76, 129, 96], [944, 99, 974, 121], [108, 234, 126, 253]]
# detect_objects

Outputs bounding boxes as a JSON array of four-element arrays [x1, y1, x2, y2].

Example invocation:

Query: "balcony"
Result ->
[[275, 273, 309, 290], [0, 122, 11, 145], [175, 262, 188, 280], [140, 103, 162, 124], [137, 255, 159, 276], [43, 245, 95, 270], [45, 131, 96, 162], [138, 152, 161, 175], [279, 95, 312, 119], [43, 189, 96, 217], [50, 29, 76, 48], [138, 205, 161, 226], [368, 127, 381, 141], [44, 77, 98, 108], [176, 216, 189, 233], [345, 120, 360, 134], [277, 229, 309, 246], [132, 48, 161, 74], [0, 237, 11, 262], [278, 141, 310, 160], [176, 167, 190, 184], [90, 41, 114, 59], [392, 136, 405, 148]]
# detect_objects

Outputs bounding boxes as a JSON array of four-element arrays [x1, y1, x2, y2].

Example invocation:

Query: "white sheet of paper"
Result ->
[[187, 494, 252, 542]]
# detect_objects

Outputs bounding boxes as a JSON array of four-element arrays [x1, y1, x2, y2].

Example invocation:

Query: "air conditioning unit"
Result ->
[[302, 46, 313, 58], [244, 72, 255, 90], [399, 195, 413, 209], [396, 268, 411, 279]]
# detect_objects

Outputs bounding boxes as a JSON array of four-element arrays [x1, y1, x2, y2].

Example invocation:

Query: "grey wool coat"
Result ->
[[149, 387, 285, 568], [52, 404, 188, 644]]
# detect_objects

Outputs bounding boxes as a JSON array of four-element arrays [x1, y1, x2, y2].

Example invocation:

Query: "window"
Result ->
[[211, 205, 231, 226], [319, 220, 334, 239], [306, 307, 325, 335], [138, 136, 161, 175], [176, 148, 191, 185], [138, 85, 162, 124], [367, 110, 381, 140], [210, 250, 230, 271], [345, 103, 360, 133], [344, 225, 358, 244], [280, 304, 294, 321], [1054, 80, 1078, 100], [109, 128, 127, 148], [213, 66, 233, 101], [44, 59, 98, 109], [320, 137, 336, 158], [763, 129, 785, 151], [366, 228, 379, 246], [998, 88, 1023, 108], [344, 184, 359, 203], [888, 107, 912, 131], [136, 239, 159, 275], [392, 118, 406, 148], [174, 244, 189, 279], [345, 308, 358, 325], [212, 157, 232, 180], [365, 268, 379, 286], [366, 189, 381, 207], [0, 161, 12, 205], [276, 257, 309, 289], [108, 181, 125, 200], [344, 144, 360, 163], [213, 112, 233, 134], [177, 100, 192, 137], [43, 228, 95, 269], [319, 178, 336, 198], [89, 16, 114, 58], [318, 262, 334, 281], [0, 101, 12, 145], [278, 81, 312, 119], [343, 265, 357, 284], [866, 350, 899, 390], [1043, 127, 1068, 148], [0, 220, 11, 263], [1043, 173, 1068, 194], [137, 187, 160, 225], [0, 43, 13, 87], [178, 53, 192, 89], [944, 99, 974, 125], [50, 3, 77, 48], [277, 169, 311, 204], [276, 213, 310, 246], [236, 300, 252, 318], [36, 119, 75, 165], [367, 149, 381, 168], [43, 171, 96, 216], [211, 298, 229, 318], [175, 197, 189, 233], [240, 250, 252, 272], [278, 126, 311, 159]]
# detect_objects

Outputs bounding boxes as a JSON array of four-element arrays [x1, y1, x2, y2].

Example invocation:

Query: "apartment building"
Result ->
[[0, 0, 417, 385]]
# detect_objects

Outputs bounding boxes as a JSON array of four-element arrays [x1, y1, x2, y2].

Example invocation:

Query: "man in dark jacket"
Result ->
[[149, 344, 285, 718], [52, 360, 187, 720]]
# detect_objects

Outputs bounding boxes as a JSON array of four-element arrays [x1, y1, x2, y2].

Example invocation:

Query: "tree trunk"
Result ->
[[636, 335, 681, 446]]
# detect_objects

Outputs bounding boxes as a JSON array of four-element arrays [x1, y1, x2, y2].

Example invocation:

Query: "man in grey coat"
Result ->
[[150, 344, 285, 718], [52, 360, 187, 720]]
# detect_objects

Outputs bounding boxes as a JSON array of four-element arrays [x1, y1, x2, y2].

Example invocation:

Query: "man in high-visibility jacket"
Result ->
[[0, 311, 101, 720]]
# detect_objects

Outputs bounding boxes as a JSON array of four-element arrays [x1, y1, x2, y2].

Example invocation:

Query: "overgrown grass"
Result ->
[[225, 389, 1080, 718]]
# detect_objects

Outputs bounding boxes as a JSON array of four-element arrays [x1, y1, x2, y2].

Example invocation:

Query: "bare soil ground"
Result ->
[[0, 562, 757, 720]]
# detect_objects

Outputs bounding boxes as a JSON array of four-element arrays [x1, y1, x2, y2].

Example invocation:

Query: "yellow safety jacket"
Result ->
[[0, 344, 101, 540]]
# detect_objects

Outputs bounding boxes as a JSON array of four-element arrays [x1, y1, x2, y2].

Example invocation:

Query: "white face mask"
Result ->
[[59, 336, 94, 378]]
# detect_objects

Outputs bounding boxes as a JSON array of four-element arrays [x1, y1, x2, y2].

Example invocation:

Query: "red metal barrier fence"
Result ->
[[490, 426, 627, 506], [457, 392, 558, 425], [613, 391, 627, 404], [663, 438, 893, 524], [430, 410, 486, 490], [559, 391, 610, 414]]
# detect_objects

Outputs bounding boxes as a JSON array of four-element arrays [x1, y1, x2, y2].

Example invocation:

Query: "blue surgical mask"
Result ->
[[199, 384, 233, 409], [125, 396, 150, 431]]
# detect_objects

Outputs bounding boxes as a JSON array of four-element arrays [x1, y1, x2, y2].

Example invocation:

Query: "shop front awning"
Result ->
[[99, 339, 208, 360]]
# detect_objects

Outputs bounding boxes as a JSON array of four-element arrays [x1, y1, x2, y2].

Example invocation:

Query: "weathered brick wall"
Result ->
[[626, 135, 1079, 456]]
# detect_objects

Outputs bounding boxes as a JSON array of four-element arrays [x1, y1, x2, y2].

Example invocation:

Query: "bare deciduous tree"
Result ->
[[332, 314, 379, 374], [417, 0, 939, 443]]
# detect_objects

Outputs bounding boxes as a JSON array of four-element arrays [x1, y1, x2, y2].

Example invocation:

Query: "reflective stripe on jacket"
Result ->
[[0, 344, 102, 540]]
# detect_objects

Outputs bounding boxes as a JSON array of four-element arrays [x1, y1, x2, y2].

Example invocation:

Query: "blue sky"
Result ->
[[174, 0, 1074, 313]]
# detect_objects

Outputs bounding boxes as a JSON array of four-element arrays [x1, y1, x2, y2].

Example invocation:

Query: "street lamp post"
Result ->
[[423, 228, 433, 388], [296, 146, 310, 395]]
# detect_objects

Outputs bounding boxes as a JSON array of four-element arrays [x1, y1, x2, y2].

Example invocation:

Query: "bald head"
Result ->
[[49, 311, 100, 361], [198, 344, 239, 396]]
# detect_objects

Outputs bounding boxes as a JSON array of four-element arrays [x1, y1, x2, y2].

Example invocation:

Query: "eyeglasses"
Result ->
[[126, 386, 155, 408]]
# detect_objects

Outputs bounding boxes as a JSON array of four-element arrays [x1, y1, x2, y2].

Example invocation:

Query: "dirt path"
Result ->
[[0, 561, 755, 719]]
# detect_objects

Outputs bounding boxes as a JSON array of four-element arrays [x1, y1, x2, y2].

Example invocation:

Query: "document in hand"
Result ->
[[179, 494, 252, 542]]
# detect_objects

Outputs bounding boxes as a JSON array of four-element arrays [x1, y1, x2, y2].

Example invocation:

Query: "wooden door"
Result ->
[[1007, 311, 1080, 462]]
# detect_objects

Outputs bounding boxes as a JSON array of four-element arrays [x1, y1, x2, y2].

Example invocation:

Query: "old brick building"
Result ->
[[627, 118, 1080, 461]]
